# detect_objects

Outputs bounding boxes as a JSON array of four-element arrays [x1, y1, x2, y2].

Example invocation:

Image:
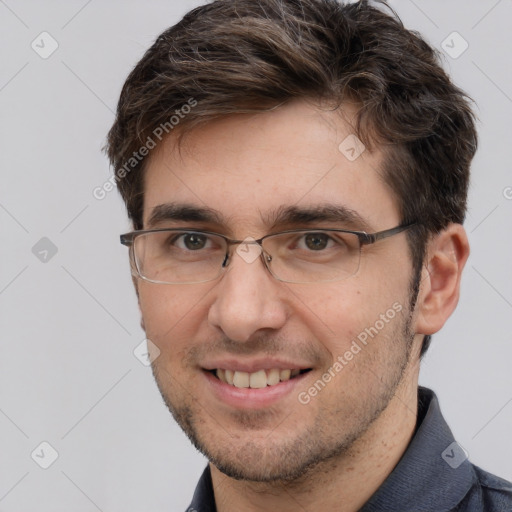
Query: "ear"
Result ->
[[413, 223, 470, 335]]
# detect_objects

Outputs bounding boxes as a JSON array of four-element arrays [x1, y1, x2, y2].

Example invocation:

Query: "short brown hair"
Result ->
[[106, 0, 477, 357]]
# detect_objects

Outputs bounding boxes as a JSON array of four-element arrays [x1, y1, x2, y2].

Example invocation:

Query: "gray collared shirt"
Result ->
[[186, 387, 512, 511]]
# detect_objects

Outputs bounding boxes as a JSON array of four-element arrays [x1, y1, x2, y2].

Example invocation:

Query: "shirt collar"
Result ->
[[188, 387, 476, 512], [360, 386, 476, 511], [188, 464, 215, 512]]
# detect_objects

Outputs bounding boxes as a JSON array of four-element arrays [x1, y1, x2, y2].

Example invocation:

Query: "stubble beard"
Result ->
[[149, 277, 419, 484]]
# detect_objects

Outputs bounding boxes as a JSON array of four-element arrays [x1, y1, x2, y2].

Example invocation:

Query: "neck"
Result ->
[[211, 372, 419, 512]]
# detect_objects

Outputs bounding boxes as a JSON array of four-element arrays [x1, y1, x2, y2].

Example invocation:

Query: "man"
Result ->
[[106, 0, 512, 510]]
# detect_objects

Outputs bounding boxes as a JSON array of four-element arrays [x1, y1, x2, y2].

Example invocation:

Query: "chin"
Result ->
[[206, 443, 323, 483]]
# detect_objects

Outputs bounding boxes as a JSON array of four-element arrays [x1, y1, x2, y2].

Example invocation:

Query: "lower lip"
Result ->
[[203, 370, 310, 410]]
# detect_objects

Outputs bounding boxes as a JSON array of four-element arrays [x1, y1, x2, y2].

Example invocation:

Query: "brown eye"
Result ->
[[181, 233, 208, 250], [303, 233, 330, 250]]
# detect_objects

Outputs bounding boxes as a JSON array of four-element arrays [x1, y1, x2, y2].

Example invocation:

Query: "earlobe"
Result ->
[[414, 224, 470, 335]]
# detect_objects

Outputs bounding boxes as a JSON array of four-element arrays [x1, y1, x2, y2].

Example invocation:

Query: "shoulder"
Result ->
[[456, 464, 512, 511], [475, 465, 512, 506]]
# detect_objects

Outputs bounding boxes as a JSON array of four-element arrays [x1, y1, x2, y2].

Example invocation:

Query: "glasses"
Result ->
[[120, 222, 416, 285]]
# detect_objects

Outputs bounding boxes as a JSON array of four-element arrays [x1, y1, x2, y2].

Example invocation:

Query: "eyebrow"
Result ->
[[146, 202, 374, 232], [147, 203, 223, 228], [265, 204, 374, 232]]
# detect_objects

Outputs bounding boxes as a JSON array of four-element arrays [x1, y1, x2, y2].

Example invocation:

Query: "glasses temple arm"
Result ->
[[361, 222, 417, 245]]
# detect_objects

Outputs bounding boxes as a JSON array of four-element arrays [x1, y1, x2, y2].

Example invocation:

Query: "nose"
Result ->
[[207, 246, 288, 343]]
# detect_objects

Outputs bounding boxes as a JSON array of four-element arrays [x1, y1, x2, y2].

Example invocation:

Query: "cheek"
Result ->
[[291, 284, 369, 353], [301, 278, 406, 358], [138, 283, 210, 347]]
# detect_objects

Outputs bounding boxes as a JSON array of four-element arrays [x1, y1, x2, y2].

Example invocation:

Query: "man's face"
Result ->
[[138, 100, 420, 481]]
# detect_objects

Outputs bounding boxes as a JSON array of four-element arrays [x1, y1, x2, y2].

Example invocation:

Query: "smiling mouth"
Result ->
[[208, 368, 312, 389]]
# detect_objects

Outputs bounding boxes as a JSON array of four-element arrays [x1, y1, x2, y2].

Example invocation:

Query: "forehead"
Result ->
[[142, 100, 399, 234]]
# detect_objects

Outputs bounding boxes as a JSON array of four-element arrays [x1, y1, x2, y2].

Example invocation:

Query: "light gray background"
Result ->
[[1, 1, 511, 510]]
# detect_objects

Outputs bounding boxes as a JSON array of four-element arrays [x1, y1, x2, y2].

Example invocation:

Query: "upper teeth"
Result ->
[[216, 368, 301, 388]]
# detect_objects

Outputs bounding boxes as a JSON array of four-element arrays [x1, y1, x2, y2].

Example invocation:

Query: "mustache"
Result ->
[[182, 332, 325, 366]]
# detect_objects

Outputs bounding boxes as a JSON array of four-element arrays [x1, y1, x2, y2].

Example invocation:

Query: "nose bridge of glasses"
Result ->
[[225, 236, 264, 247], [222, 236, 270, 269]]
